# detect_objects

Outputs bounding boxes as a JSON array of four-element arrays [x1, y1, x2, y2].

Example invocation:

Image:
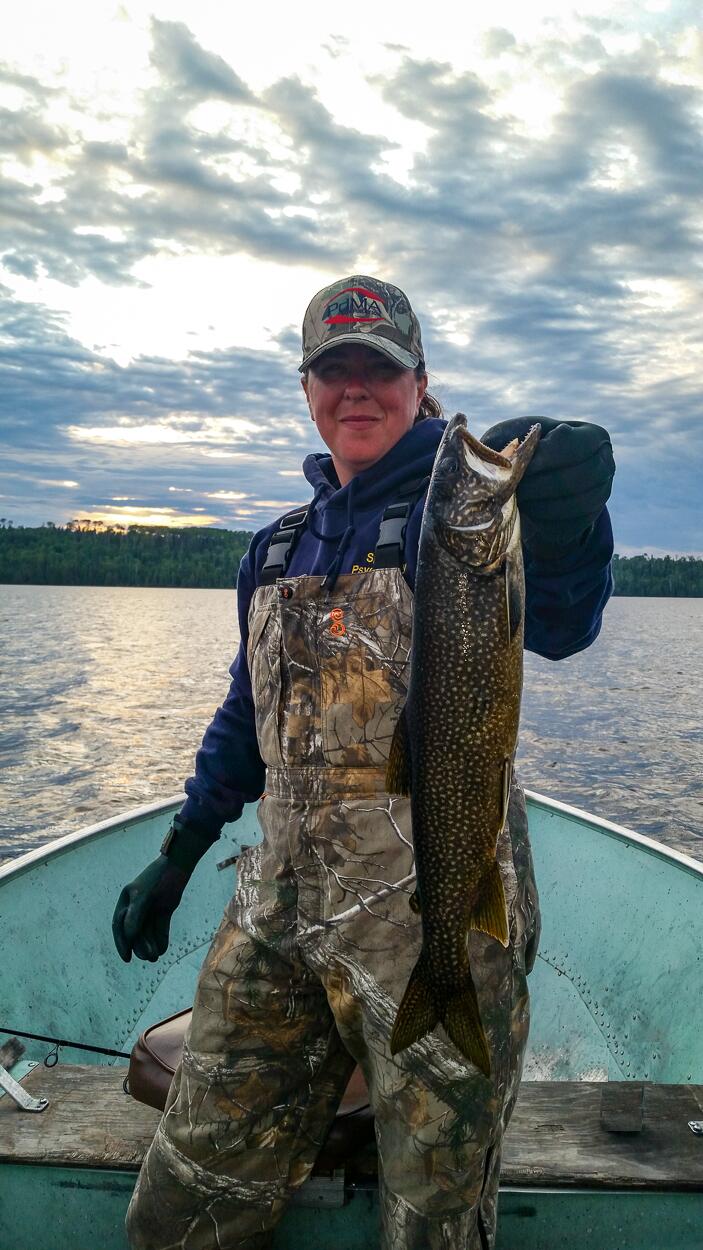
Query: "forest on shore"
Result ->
[[0, 521, 253, 588], [0, 522, 701, 595]]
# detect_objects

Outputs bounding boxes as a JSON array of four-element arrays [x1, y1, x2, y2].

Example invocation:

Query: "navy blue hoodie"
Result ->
[[181, 418, 613, 833]]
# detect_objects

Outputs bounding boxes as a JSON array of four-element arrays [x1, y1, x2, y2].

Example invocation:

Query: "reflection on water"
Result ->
[[0, 586, 701, 864], [519, 597, 702, 863], [0, 586, 238, 860]]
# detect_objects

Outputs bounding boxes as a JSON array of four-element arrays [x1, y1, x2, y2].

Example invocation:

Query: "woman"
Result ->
[[114, 275, 615, 1250]]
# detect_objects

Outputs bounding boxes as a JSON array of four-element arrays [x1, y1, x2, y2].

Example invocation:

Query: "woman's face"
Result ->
[[302, 344, 428, 486]]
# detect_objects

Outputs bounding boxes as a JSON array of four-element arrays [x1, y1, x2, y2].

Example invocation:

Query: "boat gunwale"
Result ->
[[1, 788, 701, 885], [0, 794, 185, 884], [523, 789, 703, 877]]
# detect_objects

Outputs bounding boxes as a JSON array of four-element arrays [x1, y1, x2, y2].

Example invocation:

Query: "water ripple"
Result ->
[[0, 586, 700, 866]]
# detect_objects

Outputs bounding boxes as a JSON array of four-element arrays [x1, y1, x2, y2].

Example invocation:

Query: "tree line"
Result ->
[[0, 521, 253, 588], [0, 522, 701, 594], [610, 553, 702, 597]]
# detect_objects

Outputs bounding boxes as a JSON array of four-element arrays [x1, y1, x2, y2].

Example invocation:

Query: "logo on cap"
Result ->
[[322, 285, 394, 329], [299, 274, 423, 371]]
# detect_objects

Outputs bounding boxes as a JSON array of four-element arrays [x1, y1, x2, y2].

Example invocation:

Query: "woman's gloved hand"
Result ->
[[481, 416, 615, 559], [112, 815, 219, 963], [112, 856, 189, 963]]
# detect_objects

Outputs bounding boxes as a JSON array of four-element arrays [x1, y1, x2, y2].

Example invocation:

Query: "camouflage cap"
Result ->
[[299, 275, 424, 372]]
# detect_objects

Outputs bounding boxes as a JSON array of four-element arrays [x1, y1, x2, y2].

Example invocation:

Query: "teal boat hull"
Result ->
[[1, 792, 702, 1248], [4, 1163, 703, 1250]]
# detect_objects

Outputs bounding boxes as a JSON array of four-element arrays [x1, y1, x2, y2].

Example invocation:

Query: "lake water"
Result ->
[[0, 586, 701, 866]]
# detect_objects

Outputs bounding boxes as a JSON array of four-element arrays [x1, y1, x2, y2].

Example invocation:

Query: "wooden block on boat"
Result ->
[[599, 1081, 644, 1132]]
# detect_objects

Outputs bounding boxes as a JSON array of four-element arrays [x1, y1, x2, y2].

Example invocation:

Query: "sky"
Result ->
[[1, 0, 702, 554]]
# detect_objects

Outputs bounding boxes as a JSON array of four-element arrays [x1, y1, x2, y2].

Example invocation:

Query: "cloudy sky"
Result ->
[[1, 0, 702, 554]]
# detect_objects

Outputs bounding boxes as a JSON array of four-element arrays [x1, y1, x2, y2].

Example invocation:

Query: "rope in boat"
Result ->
[[0, 1025, 130, 1062]]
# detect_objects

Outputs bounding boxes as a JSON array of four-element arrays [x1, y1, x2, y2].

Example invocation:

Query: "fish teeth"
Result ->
[[461, 440, 513, 483]]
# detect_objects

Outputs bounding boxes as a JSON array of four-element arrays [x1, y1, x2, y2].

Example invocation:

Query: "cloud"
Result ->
[[0, 27, 335, 290], [482, 28, 517, 58], [0, 19, 702, 550], [149, 19, 254, 105], [0, 284, 314, 527], [0, 105, 65, 157]]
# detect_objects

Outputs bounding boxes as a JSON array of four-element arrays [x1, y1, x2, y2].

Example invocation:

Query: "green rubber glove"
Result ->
[[112, 815, 219, 963], [481, 416, 615, 558], [112, 856, 189, 963]]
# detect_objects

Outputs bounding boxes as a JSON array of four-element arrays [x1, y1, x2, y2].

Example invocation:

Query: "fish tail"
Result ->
[[442, 975, 492, 1078], [390, 954, 439, 1055], [390, 956, 492, 1078]]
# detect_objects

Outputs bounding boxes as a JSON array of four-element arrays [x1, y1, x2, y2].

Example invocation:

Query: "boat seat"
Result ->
[[129, 1008, 191, 1112], [129, 1008, 375, 1172]]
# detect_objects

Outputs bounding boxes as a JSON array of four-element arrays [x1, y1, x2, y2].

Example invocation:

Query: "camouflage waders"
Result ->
[[127, 567, 540, 1250]]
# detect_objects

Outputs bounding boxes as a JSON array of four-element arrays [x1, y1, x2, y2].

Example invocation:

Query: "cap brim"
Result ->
[[299, 334, 420, 373]]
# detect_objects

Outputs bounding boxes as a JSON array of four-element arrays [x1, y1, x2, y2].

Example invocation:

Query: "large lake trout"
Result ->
[[387, 413, 540, 1076]]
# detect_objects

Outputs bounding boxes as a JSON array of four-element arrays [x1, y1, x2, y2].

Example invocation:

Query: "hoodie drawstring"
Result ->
[[307, 477, 357, 593], [306, 479, 329, 535]]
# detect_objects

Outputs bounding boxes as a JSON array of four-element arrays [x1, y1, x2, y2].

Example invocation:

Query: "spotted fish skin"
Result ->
[[387, 413, 540, 1075]]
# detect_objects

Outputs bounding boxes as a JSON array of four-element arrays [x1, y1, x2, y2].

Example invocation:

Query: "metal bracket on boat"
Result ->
[[217, 844, 248, 872], [0, 1062, 49, 1113], [216, 854, 240, 871], [292, 1168, 346, 1208], [688, 1121, 703, 1136]]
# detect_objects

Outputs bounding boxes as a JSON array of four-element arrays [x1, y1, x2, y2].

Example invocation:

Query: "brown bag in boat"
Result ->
[[128, 1009, 374, 1171]]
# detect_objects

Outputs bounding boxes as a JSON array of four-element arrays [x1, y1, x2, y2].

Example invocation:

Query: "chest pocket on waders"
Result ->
[[318, 570, 413, 769], [247, 593, 285, 769]]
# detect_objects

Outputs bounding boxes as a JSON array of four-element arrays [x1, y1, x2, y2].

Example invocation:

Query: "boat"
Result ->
[[1, 791, 701, 1249]]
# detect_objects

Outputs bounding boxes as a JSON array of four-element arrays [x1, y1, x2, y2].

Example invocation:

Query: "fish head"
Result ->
[[427, 414, 541, 569]]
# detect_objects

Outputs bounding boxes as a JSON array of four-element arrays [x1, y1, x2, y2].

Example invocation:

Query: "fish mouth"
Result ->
[[445, 413, 541, 502], [427, 415, 540, 563], [458, 432, 515, 482]]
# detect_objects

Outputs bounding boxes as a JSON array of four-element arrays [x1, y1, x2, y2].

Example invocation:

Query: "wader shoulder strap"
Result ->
[[373, 475, 430, 569], [259, 507, 309, 584]]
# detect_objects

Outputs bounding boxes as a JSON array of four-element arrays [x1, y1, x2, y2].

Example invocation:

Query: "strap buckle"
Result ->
[[375, 502, 411, 568], [260, 508, 309, 584]]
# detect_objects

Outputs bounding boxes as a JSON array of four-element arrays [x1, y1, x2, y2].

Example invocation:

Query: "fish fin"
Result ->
[[501, 757, 512, 832], [408, 887, 422, 914], [470, 859, 510, 947], [386, 706, 412, 796], [505, 559, 523, 643], [443, 979, 492, 1077], [390, 955, 438, 1055]]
